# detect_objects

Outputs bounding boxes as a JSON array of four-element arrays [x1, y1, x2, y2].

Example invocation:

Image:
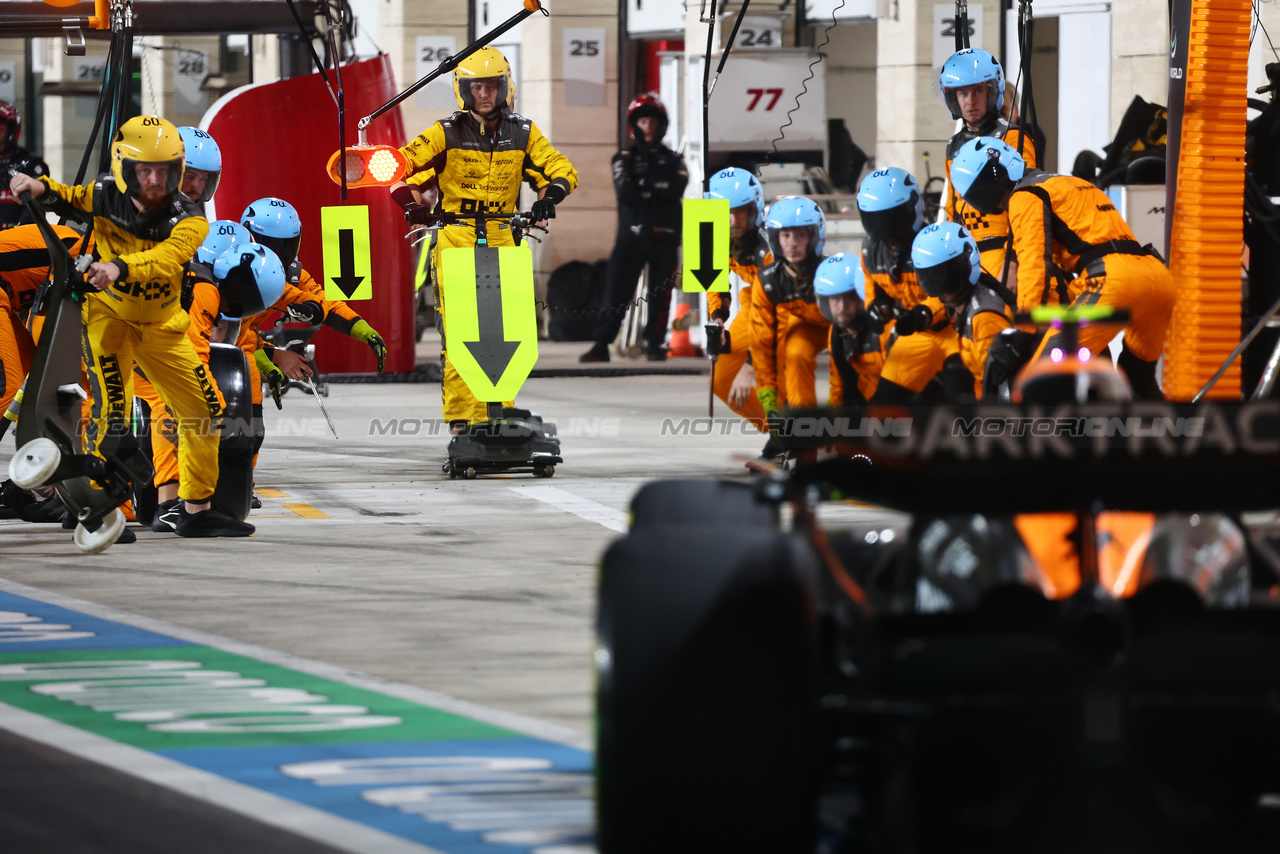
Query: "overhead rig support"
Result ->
[[323, 0, 549, 189]]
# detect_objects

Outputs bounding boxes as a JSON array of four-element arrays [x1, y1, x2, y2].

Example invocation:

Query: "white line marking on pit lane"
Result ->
[[510, 486, 628, 533], [0, 579, 590, 751], [0, 701, 445, 854]]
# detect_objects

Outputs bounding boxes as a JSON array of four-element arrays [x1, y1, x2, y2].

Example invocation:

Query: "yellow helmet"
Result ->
[[111, 115, 185, 197], [452, 47, 515, 118]]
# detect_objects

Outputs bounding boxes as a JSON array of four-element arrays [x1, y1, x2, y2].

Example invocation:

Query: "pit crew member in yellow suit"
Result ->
[[12, 115, 254, 537], [388, 46, 578, 429]]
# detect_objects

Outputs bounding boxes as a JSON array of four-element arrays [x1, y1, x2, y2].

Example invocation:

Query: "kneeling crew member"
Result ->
[[816, 254, 885, 405], [912, 221, 1013, 398], [949, 136, 1176, 398], [751, 196, 831, 421]]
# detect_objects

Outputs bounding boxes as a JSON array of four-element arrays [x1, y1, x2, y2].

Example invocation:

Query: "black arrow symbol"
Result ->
[[464, 249, 521, 385], [691, 221, 722, 290], [330, 229, 365, 298]]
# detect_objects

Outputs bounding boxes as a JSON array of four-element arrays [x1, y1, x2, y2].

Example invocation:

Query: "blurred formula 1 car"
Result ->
[[595, 313, 1280, 853]]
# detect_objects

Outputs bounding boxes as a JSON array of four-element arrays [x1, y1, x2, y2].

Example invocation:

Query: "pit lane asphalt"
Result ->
[[0, 354, 900, 734], [0, 356, 901, 851]]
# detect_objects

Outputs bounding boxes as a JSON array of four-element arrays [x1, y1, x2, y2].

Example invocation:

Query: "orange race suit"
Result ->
[[708, 228, 770, 428], [0, 224, 85, 414], [949, 273, 1014, 397], [946, 114, 1038, 279], [750, 258, 831, 411], [862, 239, 960, 395], [827, 312, 886, 405], [400, 109, 579, 424], [1006, 169, 1175, 368]]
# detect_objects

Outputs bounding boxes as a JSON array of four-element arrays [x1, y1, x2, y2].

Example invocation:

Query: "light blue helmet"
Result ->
[[177, 126, 222, 202], [706, 167, 765, 228], [814, 253, 865, 325], [764, 195, 825, 262], [949, 136, 1025, 216], [912, 222, 980, 300], [856, 167, 924, 244], [213, 242, 287, 319], [939, 48, 1005, 121], [197, 220, 251, 266], [241, 197, 302, 267]]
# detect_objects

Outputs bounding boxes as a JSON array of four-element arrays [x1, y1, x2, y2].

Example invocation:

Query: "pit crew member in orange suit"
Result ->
[[949, 136, 1176, 399]]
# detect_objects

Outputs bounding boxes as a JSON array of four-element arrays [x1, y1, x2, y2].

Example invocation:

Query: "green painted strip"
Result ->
[[0, 646, 518, 751]]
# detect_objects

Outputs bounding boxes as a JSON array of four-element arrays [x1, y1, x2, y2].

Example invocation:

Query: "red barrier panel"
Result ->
[[203, 55, 413, 375]]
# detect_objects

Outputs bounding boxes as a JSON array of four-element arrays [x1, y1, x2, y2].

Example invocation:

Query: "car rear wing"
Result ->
[[774, 402, 1280, 515]]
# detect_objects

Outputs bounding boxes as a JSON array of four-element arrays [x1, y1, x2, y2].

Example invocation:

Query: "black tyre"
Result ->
[[597, 527, 820, 854], [211, 450, 253, 521], [628, 478, 777, 532], [130, 396, 157, 527]]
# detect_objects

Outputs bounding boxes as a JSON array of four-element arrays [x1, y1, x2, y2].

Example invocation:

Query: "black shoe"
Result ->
[[578, 342, 610, 363], [645, 345, 668, 362], [176, 506, 255, 538], [61, 509, 76, 530], [117, 528, 137, 544], [16, 494, 65, 523], [758, 436, 783, 461], [250, 493, 262, 509], [151, 499, 181, 533]]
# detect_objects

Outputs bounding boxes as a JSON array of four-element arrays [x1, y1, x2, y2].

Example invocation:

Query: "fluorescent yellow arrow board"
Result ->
[[440, 246, 539, 402], [321, 205, 373, 301], [682, 197, 730, 293]]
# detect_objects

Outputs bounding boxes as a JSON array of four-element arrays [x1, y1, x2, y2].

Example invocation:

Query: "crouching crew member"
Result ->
[[949, 136, 1176, 398], [911, 221, 1014, 398], [815, 254, 885, 405]]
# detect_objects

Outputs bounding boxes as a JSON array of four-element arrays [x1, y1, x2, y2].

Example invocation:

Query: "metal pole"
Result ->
[[701, 0, 716, 193], [361, 2, 544, 133]]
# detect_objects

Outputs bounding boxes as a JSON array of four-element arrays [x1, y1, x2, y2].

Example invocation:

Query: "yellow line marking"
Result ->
[[256, 488, 290, 498], [839, 499, 884, 510], [281, 503, 330, 519]]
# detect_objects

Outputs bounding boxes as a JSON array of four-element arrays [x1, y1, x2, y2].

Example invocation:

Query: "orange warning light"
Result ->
[[325, 144, 408, 188]]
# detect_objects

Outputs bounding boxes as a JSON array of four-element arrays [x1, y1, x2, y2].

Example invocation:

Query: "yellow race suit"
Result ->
[[400, 109, 578, 424], [40, 175, 218, 502]]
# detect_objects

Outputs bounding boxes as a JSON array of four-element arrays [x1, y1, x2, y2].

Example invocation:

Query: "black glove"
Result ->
[[404, 203, 439, 225], [765, 410, 786, 438], [940, 353, 977, 403], [531, 183, 566, 221], [982, 328, 1040, 400], [367, 333, 386, 375], [286, 301, 324, 324], [894, 304, 935, 336], [867, 298, 895, 335]]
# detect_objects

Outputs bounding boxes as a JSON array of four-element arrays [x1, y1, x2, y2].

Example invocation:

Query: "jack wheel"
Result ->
[[465, 467, 477, 479], [9, 437, 61, 489], [73, 508, 126, 554], [537, 465, 555, 478]]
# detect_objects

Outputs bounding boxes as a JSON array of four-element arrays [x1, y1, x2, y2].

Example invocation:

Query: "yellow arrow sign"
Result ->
[[440, 246, 538, 402], [320, 205, 373, 301], [682, 197, 730, 293]]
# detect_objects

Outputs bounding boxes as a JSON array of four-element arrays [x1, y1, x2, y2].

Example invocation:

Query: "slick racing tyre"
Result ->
[[211, 450, 253, 521], [628, 478, 778, 532], [130, 397, 158, 527], [596, 527, 819, 854]]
